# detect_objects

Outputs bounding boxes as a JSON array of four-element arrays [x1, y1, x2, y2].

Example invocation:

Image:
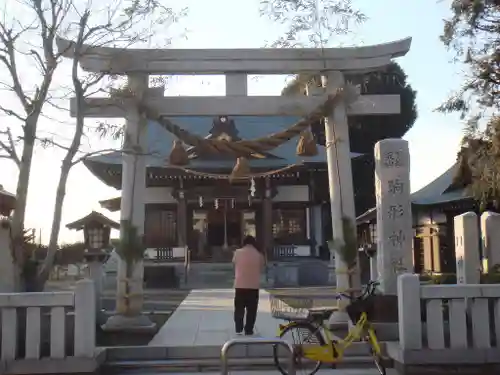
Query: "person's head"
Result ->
[[242, 235, 257, 248]]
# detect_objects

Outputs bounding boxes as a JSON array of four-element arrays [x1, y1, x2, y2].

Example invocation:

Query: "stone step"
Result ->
[[105, 342, 386, 361], [103, 355, 385, 374], [109, 369, 383, 375]]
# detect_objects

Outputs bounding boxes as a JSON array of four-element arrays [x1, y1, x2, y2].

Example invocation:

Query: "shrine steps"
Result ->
[[178, 259, 333, 289], [178, 262, 236, 289], [100, 342, 390, 374]]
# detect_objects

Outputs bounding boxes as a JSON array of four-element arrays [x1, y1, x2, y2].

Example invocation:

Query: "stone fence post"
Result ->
[[481, 211, 500, 271], [0, 220, 15, 292], [454, 212, 480, 284], [74, 279, 96, 357], [397, 274, 422, 350]]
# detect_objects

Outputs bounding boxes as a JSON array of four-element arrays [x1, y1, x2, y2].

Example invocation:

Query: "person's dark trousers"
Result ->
[[234, 288, 259, 334]]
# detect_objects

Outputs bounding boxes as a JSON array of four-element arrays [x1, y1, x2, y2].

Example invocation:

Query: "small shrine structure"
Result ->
[[66, 211, 119, 253]]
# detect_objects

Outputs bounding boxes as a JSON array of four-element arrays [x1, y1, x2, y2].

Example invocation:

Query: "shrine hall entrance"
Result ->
[[190, 205, 257, 262], [207, 208, 242, 248]]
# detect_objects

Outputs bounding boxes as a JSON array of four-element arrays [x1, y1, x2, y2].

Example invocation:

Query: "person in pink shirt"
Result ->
[[232, 235, 265, 335]]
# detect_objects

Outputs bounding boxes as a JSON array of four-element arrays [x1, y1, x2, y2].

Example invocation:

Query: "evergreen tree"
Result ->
[[439, 0, 500, 206]]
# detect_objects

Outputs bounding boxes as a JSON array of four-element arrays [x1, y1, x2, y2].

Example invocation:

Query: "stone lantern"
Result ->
[[0, 185, 16, 292], [66, 211, 119, 319]]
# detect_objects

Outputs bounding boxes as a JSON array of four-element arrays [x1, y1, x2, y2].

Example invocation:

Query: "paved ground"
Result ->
[[149, 289, 281, 346], [130, 372, 388, 375]]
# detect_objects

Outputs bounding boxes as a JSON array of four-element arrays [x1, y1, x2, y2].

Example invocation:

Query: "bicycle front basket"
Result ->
[[345, 297, 375, 322], [269, 293, 313, 320]]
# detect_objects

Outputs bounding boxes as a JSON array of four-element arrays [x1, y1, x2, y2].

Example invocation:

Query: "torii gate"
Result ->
[[58, 37, 411, 330]]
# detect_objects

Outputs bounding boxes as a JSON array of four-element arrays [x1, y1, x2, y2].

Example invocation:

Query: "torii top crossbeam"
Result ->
[[56, 37, 411, 75]]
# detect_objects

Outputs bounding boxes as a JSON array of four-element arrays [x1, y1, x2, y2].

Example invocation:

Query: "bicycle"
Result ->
[[270, 280, 386, 375]]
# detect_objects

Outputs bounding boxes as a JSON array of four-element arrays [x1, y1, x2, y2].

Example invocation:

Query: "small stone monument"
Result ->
[[480, 211, 500, 272], [374, 139, 413, 295], [454, 212, 480, 284]]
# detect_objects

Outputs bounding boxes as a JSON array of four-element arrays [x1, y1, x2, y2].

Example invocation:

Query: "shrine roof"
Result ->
[[410, 163, 471, 206], [85, 115, 363, 170], [66, 211, 120, 231]]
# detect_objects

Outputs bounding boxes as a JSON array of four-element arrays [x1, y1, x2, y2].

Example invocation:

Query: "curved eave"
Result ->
[[56, 37, 411, 74], [100, 197, 121, 212], [84, 159, 121, 189], [66, 211, 120, 230], [84, 159, 331, 190]]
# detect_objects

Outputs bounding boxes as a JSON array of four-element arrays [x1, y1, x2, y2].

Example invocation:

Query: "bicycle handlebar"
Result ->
[[335, 280, 379, 301]]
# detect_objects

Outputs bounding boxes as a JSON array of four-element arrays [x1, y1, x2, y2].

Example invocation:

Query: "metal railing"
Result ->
[[220, 337, 295, 375]]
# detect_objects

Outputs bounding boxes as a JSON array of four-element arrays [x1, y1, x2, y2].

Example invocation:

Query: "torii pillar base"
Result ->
[[101, 314, 156, 333]]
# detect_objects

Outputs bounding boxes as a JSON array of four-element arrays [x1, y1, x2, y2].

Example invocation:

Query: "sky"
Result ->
[[0, 0, 465, 244]]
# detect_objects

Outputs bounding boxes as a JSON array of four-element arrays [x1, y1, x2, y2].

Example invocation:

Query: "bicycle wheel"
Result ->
[[365, 327, 386, 375], [273, 321, 325, 375]]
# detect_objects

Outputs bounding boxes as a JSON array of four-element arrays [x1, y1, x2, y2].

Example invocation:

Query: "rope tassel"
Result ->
[[169, 140, 190, 166], [229, 157, 250, 182], [296, 129, 318, 157]]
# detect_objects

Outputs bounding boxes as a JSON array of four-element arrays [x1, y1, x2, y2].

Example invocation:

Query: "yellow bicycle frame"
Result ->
[[277, 312, 382, 364]]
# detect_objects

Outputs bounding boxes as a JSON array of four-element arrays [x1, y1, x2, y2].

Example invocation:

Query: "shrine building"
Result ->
[[88, 115, 362, 262]]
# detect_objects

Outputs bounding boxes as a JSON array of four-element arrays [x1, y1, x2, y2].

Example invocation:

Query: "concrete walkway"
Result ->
[[139, 371, 390, 375], [148, 289, 279, 346]]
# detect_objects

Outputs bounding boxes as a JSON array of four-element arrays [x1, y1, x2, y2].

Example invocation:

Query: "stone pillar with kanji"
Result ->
[[374, 139, 413, 295]]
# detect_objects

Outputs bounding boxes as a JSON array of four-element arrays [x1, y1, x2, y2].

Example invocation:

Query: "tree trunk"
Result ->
[[37, 160, 72, 288], [10, 115, 38, 291], [36, 37, 86, 286]]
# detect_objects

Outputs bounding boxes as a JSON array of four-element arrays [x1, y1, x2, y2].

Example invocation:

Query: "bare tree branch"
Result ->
[[0, 104, 25, 121], [0, 0, 186, 290], [37, 0, 187, 288], [0, 127, 20, 167]]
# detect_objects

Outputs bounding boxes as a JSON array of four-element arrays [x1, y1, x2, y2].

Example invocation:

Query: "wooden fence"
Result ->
[[0, 279, 97, 373]]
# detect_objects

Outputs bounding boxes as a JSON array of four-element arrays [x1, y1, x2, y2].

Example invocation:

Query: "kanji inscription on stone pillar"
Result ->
[[374, 139, 413, 295]]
